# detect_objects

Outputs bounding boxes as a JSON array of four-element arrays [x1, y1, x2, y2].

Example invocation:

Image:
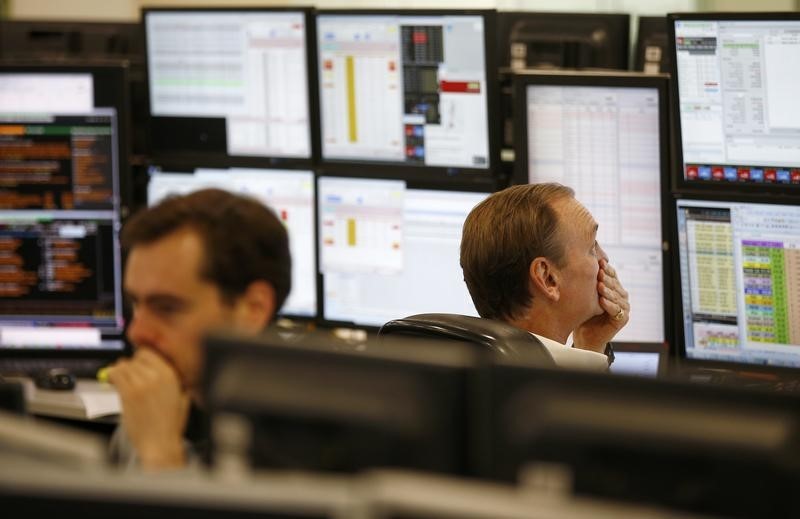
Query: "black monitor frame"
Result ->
[[497, 11, 630, 71], [315, 171, 494, 331], [484, 359, 800, 516], [668, 12, 800, 198], [511, 70, 673, 351], [203, 329, 481, 476], [141, 7, 320, 169], [668, 191, 800, 375], [314, 9, 501, 186]]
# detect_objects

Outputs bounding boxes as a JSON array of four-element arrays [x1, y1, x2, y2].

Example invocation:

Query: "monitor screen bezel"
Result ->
[[314, 8, 501, 184], [511, 69, 673, 349], [141, 6, 320, 169], [668, 11, 800, 197], [669, 191, 800, 374], [316, 171, 494, 330]]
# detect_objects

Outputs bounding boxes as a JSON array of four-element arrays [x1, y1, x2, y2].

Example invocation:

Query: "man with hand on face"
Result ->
[[460, 183, 630, 370], [107, 189, 291, 470]]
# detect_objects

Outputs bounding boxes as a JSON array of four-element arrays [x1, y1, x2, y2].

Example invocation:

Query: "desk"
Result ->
[[10, 377, 120, 421]]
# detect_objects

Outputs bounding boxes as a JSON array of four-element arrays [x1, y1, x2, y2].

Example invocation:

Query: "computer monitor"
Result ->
[[147, 165, 316, 319], [317, 175, 488, 328], [0, 63, 131, 215], [608, 342, 668, 378], [143, 8, 316, 163], [674, 196, 800, 371], [0, 69, 128, 359], [634, 16, 669, 74], [203, 329, 479, 475], [670, 13, 800, 191], [512, 71, 670, 345], [486, 358, 800, 516], [497, 12, 629, 71], [316, 10, 499, 177]]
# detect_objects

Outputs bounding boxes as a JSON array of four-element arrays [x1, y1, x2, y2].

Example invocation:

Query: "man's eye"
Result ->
[[153, 303, 181, 315]]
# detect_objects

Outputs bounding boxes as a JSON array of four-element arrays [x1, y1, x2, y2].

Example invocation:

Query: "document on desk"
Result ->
[[78, 381, 121, 419], [24, 379, 121, 420]]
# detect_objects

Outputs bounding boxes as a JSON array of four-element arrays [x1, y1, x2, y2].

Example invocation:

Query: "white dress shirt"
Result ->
[[532, 333, 609, 372]]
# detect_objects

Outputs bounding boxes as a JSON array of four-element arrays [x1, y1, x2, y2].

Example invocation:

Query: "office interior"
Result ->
[[2, 0, 800, 517]]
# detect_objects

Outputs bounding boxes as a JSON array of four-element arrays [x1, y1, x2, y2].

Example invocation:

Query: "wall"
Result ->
[[7, 0, 702, 22], [8, 0, 799, 22]]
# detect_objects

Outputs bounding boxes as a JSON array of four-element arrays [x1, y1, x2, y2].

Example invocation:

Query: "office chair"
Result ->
[[378, 313, 555, 366]]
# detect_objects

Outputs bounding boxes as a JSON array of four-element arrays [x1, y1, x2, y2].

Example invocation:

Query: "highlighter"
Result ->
[[96, 366, 111, 384]]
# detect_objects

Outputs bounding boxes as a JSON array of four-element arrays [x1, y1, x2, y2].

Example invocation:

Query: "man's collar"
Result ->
[[530, 332, 569, 349]]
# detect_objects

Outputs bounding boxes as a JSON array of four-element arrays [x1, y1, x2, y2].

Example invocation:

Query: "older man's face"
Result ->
[[550, 196, 608, 325]]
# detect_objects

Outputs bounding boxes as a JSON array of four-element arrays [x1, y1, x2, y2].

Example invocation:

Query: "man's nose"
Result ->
[[126, 310, 156, 348], [597, 243, 610, 262]]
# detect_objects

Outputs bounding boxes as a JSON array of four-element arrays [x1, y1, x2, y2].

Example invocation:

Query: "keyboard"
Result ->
[[0, 358, 107, 378], [678, 367, 800, 394]]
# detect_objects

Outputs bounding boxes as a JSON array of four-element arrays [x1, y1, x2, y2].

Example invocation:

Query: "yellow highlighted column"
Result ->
[[347, 218, 357, 246], [346, 56, 357, 142]]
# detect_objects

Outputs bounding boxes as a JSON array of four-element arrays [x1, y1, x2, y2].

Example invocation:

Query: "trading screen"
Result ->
[[674, 19, 800, 185], [318, 176, 486, 326], [524, 83, 665, 343], [0, 108, 124, 341], [677, 198, 800, 368], [145, 10, 311, 158], [317, 13, 490, 169], [148, 167, 316, 318]]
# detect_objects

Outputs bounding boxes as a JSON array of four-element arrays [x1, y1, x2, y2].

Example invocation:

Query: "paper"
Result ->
[[76, 380, 121, 419]]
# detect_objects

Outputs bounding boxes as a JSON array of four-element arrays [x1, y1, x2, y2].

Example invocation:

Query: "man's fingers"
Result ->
[[599, 262, 630, 302], [134, 348, 176, 376], [108, 351, 177, 398], [600, 296, 629, 324], [106, 363, 128, 388], [599, 295, 617, 315], [599, 281, 629, 309]]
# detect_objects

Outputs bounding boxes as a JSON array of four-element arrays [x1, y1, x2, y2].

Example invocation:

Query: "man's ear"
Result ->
[[529, 257, 560, 302], [232, 280, 276, 333]]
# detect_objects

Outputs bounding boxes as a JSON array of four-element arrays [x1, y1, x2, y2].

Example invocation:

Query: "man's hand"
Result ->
[[573, 258, 630, 353], [108, 348, 190, 470]]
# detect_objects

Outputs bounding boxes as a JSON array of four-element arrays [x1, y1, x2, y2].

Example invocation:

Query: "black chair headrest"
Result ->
[[379, 313, 554, 366]]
